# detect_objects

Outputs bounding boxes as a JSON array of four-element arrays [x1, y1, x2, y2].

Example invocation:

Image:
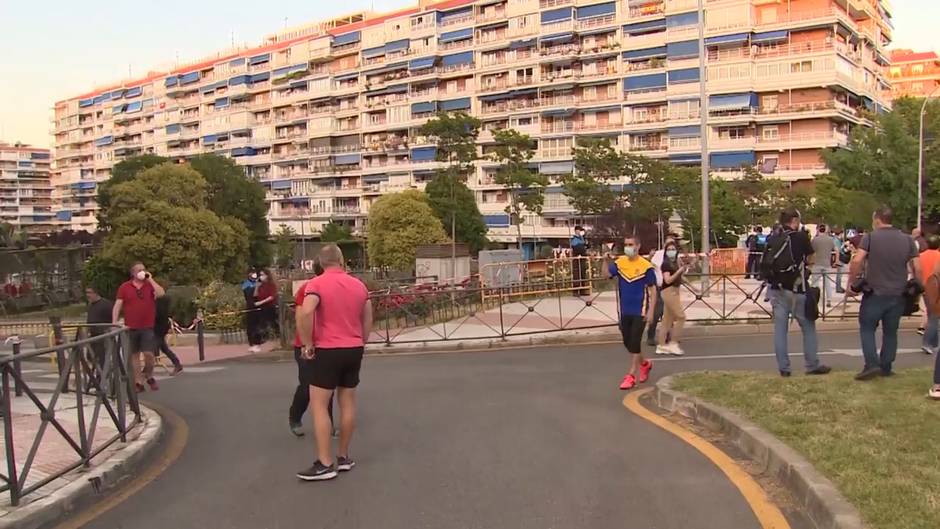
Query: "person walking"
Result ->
[[745, 226, 765, 279], [295, 245, 372, 481], [848, 207, 922, 380], [917, 235, 940, 355], [646, 244, 666, 347], [656, 241, 687, 356], [252, 269, 280, 351], [154, 295, 184, 375], [112, 263, 165, 392], [606, 235, 657, 390], [764, 208, 832, 378], [85, 286, 113, 376], [289, 278, 334, 438], [922, 256, 940, 399], [809, 224, 837, 307]]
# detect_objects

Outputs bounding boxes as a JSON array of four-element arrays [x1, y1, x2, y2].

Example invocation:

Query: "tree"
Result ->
[[273, 225, 296, 269], [671, 169, 750, 249], [491, 129, 547, 249], [319, 220, 353, 243], [565, 138, 622, 219], [99, 163, 249, 285], [810, 174, 880, 229], [96, 154, 169, 230], [824, 97, 940, 228], [419, 112, 488, 252], [189, 155, 271, 266], [367, 190, 447, 271]]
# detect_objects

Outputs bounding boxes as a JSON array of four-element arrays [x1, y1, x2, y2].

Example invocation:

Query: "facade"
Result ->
[[0, 143, 55, 236], [888, 49, 940, 100], [53, 0, 893, 248]]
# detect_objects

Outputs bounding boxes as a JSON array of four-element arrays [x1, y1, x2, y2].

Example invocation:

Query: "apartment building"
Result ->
[[53, 0, 893, 249], [0, 142, 56, 236], [889, 49, 940, 99]]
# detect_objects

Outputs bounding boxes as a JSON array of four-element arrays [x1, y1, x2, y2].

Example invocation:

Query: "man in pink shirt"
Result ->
[[295, 244, 372, 481]]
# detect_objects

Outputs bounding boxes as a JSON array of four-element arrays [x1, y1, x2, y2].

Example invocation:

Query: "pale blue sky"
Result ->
[[0, 0, 937, 148]]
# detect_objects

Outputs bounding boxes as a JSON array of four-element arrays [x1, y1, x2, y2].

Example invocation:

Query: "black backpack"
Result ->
[[760, 231, 798, 286]]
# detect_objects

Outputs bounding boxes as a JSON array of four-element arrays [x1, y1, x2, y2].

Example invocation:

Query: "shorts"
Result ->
[[127, 328, 156, 355], [619, 315, 646, 354], [301, 347, 364, 390]]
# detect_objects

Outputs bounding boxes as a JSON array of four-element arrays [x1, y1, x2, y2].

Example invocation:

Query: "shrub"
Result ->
[[82, 255, 126, 300], [165, 285, 200, 325], [195, 281, 246, 330]]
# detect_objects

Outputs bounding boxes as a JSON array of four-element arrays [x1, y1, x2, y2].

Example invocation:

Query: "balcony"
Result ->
[[624, 111, 668, 125], [760, 163, 828, 181], [624, 87, 667, 103], [756, 131, 849, 149], [477, 9, 506, 23], [541, 0, 573, 8], [629, 1, 665, 18], [628, 139, 668, 153], [708, 136, 757, 150], [439, 14, 474, 28], [575, 14, 616, 31]]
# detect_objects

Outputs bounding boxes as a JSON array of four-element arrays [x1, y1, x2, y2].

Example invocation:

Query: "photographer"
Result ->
[[847, 207, 922, 380]]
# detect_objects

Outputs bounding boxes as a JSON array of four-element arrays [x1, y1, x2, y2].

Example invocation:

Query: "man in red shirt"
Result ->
[[295, 245, 372, 481], [112, 262, 165, 392], [289, 279, 333, 437]]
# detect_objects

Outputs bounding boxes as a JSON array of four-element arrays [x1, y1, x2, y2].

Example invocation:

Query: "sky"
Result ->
[[0, 0, 937, 148]]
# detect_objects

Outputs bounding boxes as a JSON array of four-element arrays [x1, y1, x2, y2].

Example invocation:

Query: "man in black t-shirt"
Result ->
[[767, 208, 831, 377]]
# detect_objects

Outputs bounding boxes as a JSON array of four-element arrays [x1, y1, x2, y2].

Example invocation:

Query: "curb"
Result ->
[[0, 405, 165, 529], [651, 375, 865, 529]]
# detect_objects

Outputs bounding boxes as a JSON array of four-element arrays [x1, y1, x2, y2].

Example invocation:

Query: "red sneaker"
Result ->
[[639, 360, 653, 383], [147, 378, 160, 391], [619, 374, 637, 390]]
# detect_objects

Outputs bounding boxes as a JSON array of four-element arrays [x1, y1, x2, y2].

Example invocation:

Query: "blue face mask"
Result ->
[[624, 246, 637, 258]]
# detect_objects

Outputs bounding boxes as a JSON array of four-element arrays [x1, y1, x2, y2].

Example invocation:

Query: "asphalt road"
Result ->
[[79, 329, 935, 529]]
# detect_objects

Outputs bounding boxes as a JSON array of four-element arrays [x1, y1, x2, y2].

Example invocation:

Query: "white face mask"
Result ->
[[249, 273, 257, 280], [624, 246, 637, 258], [135, 270, 147, 281], [666, 249, 678, 259]]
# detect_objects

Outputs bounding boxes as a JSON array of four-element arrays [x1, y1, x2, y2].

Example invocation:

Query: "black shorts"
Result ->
[[301, 347, 364, 390], [127, 328, 156, 355], [619, 315, 646, 354]]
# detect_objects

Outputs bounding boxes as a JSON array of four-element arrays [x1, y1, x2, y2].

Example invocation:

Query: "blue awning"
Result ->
[[440, 97, 471, 111], [230, 58, 246, 66], [484, 214, 511, 227], [577, 2, 615, 19], [250, 72, 270, 83], [179, 72, 200, 85], [542, 108, 575, 117], [623, 46, 667, 61], [710, 151, 755, 168], [363, 174, 390, 183], [364, 61, 408, 75], [540, 161, 574, 174], [125, 101, 143, 113], [56, 211, 72, 221], [411, 146, 438, 162], [751, 30, 788, 44], [412, 101, 437, 114], [229, 75, 250, 86], [112, 104, 126, 114], [705, 33, 750, 45], [271, 180, 292, 190], [166, 124, 181, 134], [386, 39, 410, 53], [332, 31, 361, 46], [363, 45, 386, 58], [110, 89, 125, 99], [203, 134, 218, 145], [668, 126, 700, 137], [440, 28, 473, 43], [201, 81, 227, 93], [437, 6, 472, 22], [441, 51, 474, 67], [668, 68, 700, 83], [232, 147, 257, 157], [509, 38, 537, 49], [624, 73, 667, 91], [95, 135, 113, 147], [334, 72, 359, 81], [709, 93, 757, 111], [410, 56, 437, 70], [290, 80, 308, 89], [272, 67, 291, 78], [93, 94, 108, 105], [667, 40, 699, 59], [541, 7, 573, 23], [669, 153, 701, 164], [666, 12, 699, 27], [215, 97, 229, 108], [248, 54, 271, 65], [125, 86, 143, 98], [288, 63, 308, 73], [335, 153, 361, 165], [623, 19, 666, 35], [79, 98, 94, 108], [541, 32, 575, 44], [479, 92, 513, 102], [79, 181, 97, 190], [165, 76, 179, 88]]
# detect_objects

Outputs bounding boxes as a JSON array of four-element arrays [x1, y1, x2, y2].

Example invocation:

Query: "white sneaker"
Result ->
[[668, 343, 685, 356], [655, 346, 671, 355], [922, 346, 936, 356], [249, 345, 261, 353], [929, 386, 940, 400]]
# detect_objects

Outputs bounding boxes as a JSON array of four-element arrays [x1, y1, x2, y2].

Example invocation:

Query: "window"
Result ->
[[791, 61, 813, 73], [519, 16, 528, 29], [718, 127, 747, 140], [913, 64, 924, 74], [889, 67, 901, 77], [761, 126, 779, 140], [762, 95, 778, 111], [913, 82, 924, 93], [582, 86, 597, 101]]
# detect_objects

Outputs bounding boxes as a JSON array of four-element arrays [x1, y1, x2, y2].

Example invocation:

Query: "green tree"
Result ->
[[810, 174, 880, 229], [823, 97, 940, 228], [273, 225, 296, 269], [419, 112, 487, 252], [367, 190, 447, 271], [565, 138, 622, 219], [319, 220, 353, 243], [672, 170, 749, 249], [491, 129, 547, 249], [100, 163, 249, 285], [96, 154, 169, 230]]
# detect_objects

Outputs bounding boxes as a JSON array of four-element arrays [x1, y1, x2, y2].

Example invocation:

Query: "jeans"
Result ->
[[834, 264, 846, 292], [646, 288, 665, 343], [859, 294, 905, 373], [923, 306, 939, 351], [770, 289, 820, 373], [156, 334, 182, 368], [746, 252, 760, 279], [809, 266, 835, 305], [290, 347, 333, 425]]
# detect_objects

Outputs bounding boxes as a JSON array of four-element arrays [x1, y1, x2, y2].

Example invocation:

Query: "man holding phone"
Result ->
[[112, 262, 165, 392]]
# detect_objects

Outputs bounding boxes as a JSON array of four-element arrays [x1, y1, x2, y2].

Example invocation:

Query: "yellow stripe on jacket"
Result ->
[[615, 256, 655, 283]]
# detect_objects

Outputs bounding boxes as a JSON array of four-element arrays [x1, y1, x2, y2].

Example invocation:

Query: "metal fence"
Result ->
[[0, 324, 141, 506]]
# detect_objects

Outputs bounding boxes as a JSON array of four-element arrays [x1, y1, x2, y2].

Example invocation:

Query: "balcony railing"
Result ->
[[439, 14, 474, 27], [576, 14, 616, 30], [630, 140, 668, 152]]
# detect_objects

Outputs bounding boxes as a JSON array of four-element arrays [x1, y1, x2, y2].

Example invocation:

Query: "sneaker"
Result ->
[[297, 461, 338, 481], [638, 360, 653, 383], [928, 386, 940, 400], [619, 373, 637, 390], [337, 456, 356, 472], [806, 365, 832, 375], [146, 378, 159, 391], [135, 382, 146, 393], [922, 346, 936, 356], [289, 422, 305, 437], [668, 342, 685, 356], [248, 345, 261, 353], [171, 365, 184, 376], [917, 327, 926, 336], [780, 370, 792, 378], [854, 366, 882, 381], [655, 346, 672, 356]]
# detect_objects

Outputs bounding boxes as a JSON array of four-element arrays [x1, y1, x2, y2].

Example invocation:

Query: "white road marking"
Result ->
[[651, 348, 923, 362]]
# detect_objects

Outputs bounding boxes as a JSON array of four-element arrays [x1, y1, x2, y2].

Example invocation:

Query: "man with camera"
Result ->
[[847, 207, 922, 380]]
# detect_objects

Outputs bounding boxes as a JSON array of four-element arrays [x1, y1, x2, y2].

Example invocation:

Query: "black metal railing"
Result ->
[[0, 324, 141, 506]]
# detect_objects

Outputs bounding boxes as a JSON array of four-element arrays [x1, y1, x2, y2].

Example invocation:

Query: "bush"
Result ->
[[195, 281, 246, 330], [82, 255, 126, 300], [165, 285, 200, 325]]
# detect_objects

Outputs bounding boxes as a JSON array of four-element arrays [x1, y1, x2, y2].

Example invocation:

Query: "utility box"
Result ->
[[478, 249, 525, 287], [415, 244, 471, 284]]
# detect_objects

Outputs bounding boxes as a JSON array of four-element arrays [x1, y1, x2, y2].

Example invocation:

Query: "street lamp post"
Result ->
[[697, 0, 710, 275], [918, 86, 940, 232]]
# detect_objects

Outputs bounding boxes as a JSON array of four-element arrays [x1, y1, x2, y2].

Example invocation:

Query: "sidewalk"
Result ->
[[0, 393, 162, 529]]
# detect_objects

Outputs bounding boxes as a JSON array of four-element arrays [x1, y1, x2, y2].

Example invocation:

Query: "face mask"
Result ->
[[249, 273, 257, 280], [666, 249, 678, 259], [135, 271, 147, 281], [624, 246, 637, 258]]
